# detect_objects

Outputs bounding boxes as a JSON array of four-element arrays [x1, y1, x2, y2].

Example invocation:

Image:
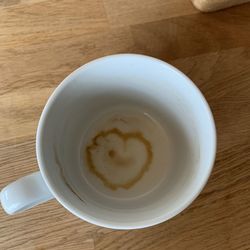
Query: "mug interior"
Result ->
[[37, 54, 216, 229]]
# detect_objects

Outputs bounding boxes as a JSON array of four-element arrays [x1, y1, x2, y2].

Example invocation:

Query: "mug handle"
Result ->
[[1, 172, 54, 215]]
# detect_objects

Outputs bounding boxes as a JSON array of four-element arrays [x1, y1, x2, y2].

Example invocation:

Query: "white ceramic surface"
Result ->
[[0, 54, 216, 229]]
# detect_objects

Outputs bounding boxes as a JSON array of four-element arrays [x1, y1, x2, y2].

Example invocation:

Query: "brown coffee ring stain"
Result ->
[[85, 128, 153, 190]]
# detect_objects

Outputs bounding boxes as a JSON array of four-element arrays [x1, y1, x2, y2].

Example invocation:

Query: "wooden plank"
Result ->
[[103, 0, 198, 26]]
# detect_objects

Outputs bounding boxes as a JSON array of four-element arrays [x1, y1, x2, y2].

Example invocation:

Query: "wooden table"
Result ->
[[0, 1, 250, 249]]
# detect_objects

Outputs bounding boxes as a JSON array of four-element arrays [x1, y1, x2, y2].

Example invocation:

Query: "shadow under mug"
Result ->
[[0, 54, 216, 229]]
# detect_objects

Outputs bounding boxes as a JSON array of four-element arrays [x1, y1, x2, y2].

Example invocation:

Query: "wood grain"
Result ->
[[0, 0, 250, 249]]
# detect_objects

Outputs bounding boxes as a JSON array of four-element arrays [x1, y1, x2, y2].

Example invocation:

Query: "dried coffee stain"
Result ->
[[108, 149, 134, 167], [85, 128, 153, 190], [54, 144, 86, 203]]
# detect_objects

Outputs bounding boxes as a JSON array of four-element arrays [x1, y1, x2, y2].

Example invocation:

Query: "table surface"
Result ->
[[0, 0, 250, 249]]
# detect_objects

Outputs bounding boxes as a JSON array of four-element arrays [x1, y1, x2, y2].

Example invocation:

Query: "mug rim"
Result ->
[[36, 53, 217, 229]]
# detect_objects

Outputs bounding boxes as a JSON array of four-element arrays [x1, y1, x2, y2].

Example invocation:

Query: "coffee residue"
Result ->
[[85, 128, 153, 190], [108, 149, 134, 167]]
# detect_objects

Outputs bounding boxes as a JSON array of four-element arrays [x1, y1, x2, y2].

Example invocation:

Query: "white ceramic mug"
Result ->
[[0, 54, 216, 229]]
